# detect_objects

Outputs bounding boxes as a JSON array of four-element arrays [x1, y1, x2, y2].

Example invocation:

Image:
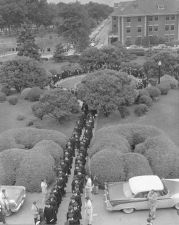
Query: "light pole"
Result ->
[[158, 61, 162, 84]]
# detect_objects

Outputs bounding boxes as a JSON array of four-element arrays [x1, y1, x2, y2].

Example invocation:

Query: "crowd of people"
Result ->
[[30, 102, 96, 225]]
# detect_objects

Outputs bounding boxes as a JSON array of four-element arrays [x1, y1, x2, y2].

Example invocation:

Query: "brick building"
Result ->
[[109, 0, 179, 45]]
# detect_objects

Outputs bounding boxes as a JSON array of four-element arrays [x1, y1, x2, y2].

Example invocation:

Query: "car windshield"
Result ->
[[123, 182, 134, 198]]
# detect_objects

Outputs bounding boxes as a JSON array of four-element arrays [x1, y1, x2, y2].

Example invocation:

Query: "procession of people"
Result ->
[[30, 102, 96, 225]]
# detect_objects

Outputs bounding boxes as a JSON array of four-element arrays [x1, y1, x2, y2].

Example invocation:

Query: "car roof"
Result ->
[[129, 175, 164, 195]]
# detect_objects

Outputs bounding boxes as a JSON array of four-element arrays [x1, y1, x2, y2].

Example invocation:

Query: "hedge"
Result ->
[[146, 86, 161, 99], [25, 87, 44, 101], [16, 151, 55, 192], [32, 140, 63, 164], [122, 153, 153, 180], [90, 149, 126, 187], [139, 89, 150, 97], [8, 96, 18, 105], [89, 133, 130, 158], [0, 149, 27, 185], [0, 128, 67, 151], [135, 135, 179, 178], [138, 95, 152, 107], [157, 83, 170, 95], [134, 104, 149, 116], [0, 92, 6, 102], [160, 74, 178, 89], [20, 88, 32, 99]]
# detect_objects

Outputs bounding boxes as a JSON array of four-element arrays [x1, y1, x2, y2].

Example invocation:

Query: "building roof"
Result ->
[[129, 175, 164, 195], [111, 0, 179, 16]]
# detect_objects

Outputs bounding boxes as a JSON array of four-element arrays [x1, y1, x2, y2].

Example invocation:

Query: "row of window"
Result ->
[[125, 15, 175, 22], [126, 25, 175, 33]]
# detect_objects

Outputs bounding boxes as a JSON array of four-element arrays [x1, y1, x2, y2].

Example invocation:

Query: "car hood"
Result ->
[[163, 179, 179, 195], [0, 186, 25, 204]]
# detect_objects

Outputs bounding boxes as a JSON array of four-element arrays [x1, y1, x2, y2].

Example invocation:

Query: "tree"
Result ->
[[77, 69, 137, 117], [32, 89, 80, 122], [53, 43, 66, 62], [17, 23, 41, 61], [0, 57, 48, 93], [57, 2, 90, 52]]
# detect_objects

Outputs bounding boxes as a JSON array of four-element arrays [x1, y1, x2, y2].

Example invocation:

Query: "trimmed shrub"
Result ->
[[25, 87, 43, 101], [16, 151, 55, 192], [90, 149, 126, 187], [16, 114, 26, 121], [161, 74, 178, 89], [8, 96, 18, 105], [157, 83, 170, 95], [138, 95, 152, 107], [0, 149, 28, 185], [1, 86, 10, 96], [118, 106, 130, 118], [20, 88, 32, 99], [0, 92, 6, 102], [134, 104, 149, 116], [31, 102, 46, 120], [139, 88, 150, 97], [135, 135, 179, 178], [0, 128, 67, 151], [26, 120, 34, 127], [89, 134, 130, 158], [122, 153, 153, 180], [32, 140, 63, 164], [146, 86, 161, 99]]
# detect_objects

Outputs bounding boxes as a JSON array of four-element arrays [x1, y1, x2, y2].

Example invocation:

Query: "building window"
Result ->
[[171, 25, 175, 30], [138, 17, 142, 22], [126, 27, 131, 33], [166, 15, 170, 20], [165, 25, 169, 31], [148, 26, 152, 32], [154, 26, 158, 31], [138, 27, 142, 32], [171, 15, 175, 20], [155, 16, 158, 21], [113, 24, 117, 28], [127, 17, 131, 22], [113, 16, 117, 20], [148, 16, 153, 21]]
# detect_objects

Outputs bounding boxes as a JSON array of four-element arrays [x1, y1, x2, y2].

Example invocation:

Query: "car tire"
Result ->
[[123, 208, 135, 214], [175, 203, 179, 209]]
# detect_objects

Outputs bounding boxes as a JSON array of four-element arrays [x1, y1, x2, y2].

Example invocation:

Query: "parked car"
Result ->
[[104, 175, 179, 213], [0, 186, 26, 216]]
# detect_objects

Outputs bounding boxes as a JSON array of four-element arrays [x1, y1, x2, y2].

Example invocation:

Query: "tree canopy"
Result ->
[[77, 69, 137, 116], [32, 89, 80, 122], [0, 57, 48, 92]]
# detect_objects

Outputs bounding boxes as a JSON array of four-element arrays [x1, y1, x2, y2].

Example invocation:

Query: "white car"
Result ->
[[104, 175, 179, 213]]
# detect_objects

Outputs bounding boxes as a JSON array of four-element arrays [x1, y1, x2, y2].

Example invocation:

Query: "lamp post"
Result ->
[[158, 61, 162, 84]]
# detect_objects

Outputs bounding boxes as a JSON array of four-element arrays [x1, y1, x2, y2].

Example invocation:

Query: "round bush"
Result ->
[[146, 86, 161, 99], [16, 151, 55, 192], [0, 128, 67, 152], [122, 153, 153, 180], [8, 96, 18, 105], [161, 74, 178, 89], [0, 149, 28, 185], [135, 135, 179, 178], [20, 88, 32, 99], [16, 114, 26, 121], [90, 149, 126, 187], [1, 85, 10, 96], [118, 106, 130, 118], [138, 95, 152, 107], [157, 83, 170, 95], [0, 92, 6, 102], [134, 104, 149, 116], [32, 140, 63, 164], [139, 88, 150, 97], [89, 133, 130, 158], [25, 87, 43, 101]]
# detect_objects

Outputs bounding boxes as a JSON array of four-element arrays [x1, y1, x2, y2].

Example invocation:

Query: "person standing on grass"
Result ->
[[31, 201, 39, 225], [84, 197, 93, 225], [41, 179, 48, 206]]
